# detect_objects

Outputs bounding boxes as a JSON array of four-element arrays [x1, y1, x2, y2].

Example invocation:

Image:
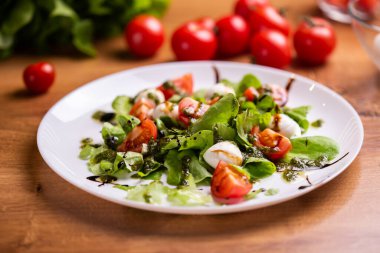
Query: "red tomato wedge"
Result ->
[[178, 97, 209, 126], [211, 161, 253, 204], [118, 119, 157, 153], [129, 98, 155, 121], [157, 74, 194, 100], [244, 87, 259, 101], [256, 128, 292, 160]]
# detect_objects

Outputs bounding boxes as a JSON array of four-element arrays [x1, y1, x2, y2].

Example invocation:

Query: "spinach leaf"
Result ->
[[112, 95, 132, 116], [243, 157, 276, 179], [117, 115, 140, 135], [101, 122, 126, 148], [213, 123, 236, 142], [235, 74, 261, 96], [164, 150, 211, 186], [114, 151, 144, 173], [284, 106, 311, 133], [256, 94, 276, 112], [179, 130, 213, 151], [190, 93, 239, 133], [285, 136, 339, 161]]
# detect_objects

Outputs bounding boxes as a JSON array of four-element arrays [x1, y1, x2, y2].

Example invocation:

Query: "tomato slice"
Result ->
[[211, 161, 252, 204], [178, 97, 209, 126], [157, 74, 194, 100], [129, 98, 155, 121], [117, 119, 157, 153], [256, 128, 292, 160], [244, 87, 259, 101]]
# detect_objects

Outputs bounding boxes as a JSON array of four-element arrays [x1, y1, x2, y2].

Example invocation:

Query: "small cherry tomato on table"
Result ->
[[256, 128, 292, 160], [124, 15, 164, 57], [118, 119, 157, 153], [215, 15, 250, 56], [171, 22, 217, 61], [249, 5, 291, 36], [250, 30, 291, 69], [234, 0, 269, 21], [193, 17, 216, 31], [23, 62, 55, 94], [293, 17, 336, 65], [157, 73, 194, 100], [211, 160, 253, 204]]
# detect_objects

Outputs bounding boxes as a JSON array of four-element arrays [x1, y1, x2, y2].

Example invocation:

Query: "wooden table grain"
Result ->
[[1, 0, 379, 252]]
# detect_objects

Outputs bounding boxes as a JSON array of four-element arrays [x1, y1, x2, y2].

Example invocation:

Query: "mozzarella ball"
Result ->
[[270, 114, 301, 138], [205, 83, 235, 100], [135, 88, 165, 105], [203, 141, 243, 169], [152, 102, 179, 120]]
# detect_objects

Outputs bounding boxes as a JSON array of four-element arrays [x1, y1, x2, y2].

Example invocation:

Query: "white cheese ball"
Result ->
[[270, 114, 301, 138], [135, 88, 165, 105], [205, 83, 235, 100], [203, 141, 243, 169], [152, 102, 179, 120]]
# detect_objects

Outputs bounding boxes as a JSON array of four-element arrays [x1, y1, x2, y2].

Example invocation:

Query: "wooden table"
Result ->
[[1, 0, 379, 252]]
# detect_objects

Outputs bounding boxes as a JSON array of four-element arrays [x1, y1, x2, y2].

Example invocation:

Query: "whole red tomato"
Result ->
[[249, 5, 291, 36], [293, 17, 336, 65], [171, 22, 217, 61], [23, 62, 55, 94], [216, 15, 250, 56], [250, 30, 291, 69], [193, 17, 215, 31], [234, 0, 269, 21], [125, 15, 164, 57]]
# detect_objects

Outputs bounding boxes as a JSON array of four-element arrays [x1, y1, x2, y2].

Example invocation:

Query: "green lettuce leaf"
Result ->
[[117, 114, 140, 134], [236, 109, 271, 147], [112, 95, 132, 116], [243, 157, 277, 179], [284, 106, 311, 133], [285, 136, 340, 162], [179, 130, 213, 151], [190, 93, 239, 133], [235, 74, 261, 96], [101, 122, 126, 149], [113, 151, 144, 173], [213, 123, 236, 142]]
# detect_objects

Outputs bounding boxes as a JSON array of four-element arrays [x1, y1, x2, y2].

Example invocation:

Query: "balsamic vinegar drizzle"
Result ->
[[86, 175, 129, 188], [212, 65, 220, 83], [297, 152, 349, 190], [285, 76, 295, 93]]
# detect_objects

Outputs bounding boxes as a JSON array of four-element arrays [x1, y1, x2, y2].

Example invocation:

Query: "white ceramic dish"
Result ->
[[37, 61, 363, 215]]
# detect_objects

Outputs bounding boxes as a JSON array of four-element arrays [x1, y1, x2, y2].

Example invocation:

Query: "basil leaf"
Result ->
[[243, 157, 276, 179]]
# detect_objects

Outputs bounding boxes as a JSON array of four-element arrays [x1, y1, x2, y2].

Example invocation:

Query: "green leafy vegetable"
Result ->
[[79, 145, 96, 160], [285, 136, 339, 161], [243, 157, 276, 179], [101, 122, 126, 148], [137, 156, 162, 177], [311, 119, 324, 128], [114, 151, 143, 173], [190, 93, 239, 133], [0, 0, 170, 58], [117, 115, 140, 134], [235, 74, 261, 96], [179, 130, 213, 151], [213, 123, 236, 142], [112, 95, 133, 116], [256, 94, 276, 112], [284, 106, 311, 133]]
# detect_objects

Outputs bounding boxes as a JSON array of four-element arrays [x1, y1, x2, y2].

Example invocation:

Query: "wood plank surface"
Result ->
[[1, 0, 379, 252]]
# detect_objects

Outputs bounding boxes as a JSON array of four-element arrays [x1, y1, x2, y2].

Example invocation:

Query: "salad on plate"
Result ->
[[79, 68, 341, 207]]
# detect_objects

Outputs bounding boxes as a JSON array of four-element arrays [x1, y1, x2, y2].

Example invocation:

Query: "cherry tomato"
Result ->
[[256, 128, 292, 160], [234, 0, 269, 21], [215, 15, 250, 56], [244, 87, 259, 101], [171, 22, 217, 61], [23, 62, 55, 94], [129, 98, 155, 121], [157, 73, 194, 100], [249, 5, 291, 36], [357, 0, 378, 12], [250, 30, 291, 69], [125, 15, 164, 57], [118, 119, 157, 153], [211, 160, 252, 204], [194, 17, 215, 31], [327, 0, 348, 9], [178, 97, 209, 126], [293, 17, 336, 65]]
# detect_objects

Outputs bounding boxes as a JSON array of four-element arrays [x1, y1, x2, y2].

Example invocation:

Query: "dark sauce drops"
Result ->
[[92, 111, 116, 123], [285, 76, 295, 93], [87, 175, 117, 187], [212, 65, 220, 83]]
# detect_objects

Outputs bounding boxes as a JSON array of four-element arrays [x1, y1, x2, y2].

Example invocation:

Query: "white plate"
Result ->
[[37, 61, 363, 215]]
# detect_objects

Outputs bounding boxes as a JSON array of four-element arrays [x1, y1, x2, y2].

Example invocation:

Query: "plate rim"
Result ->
[[37, 61, 364, 215]]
